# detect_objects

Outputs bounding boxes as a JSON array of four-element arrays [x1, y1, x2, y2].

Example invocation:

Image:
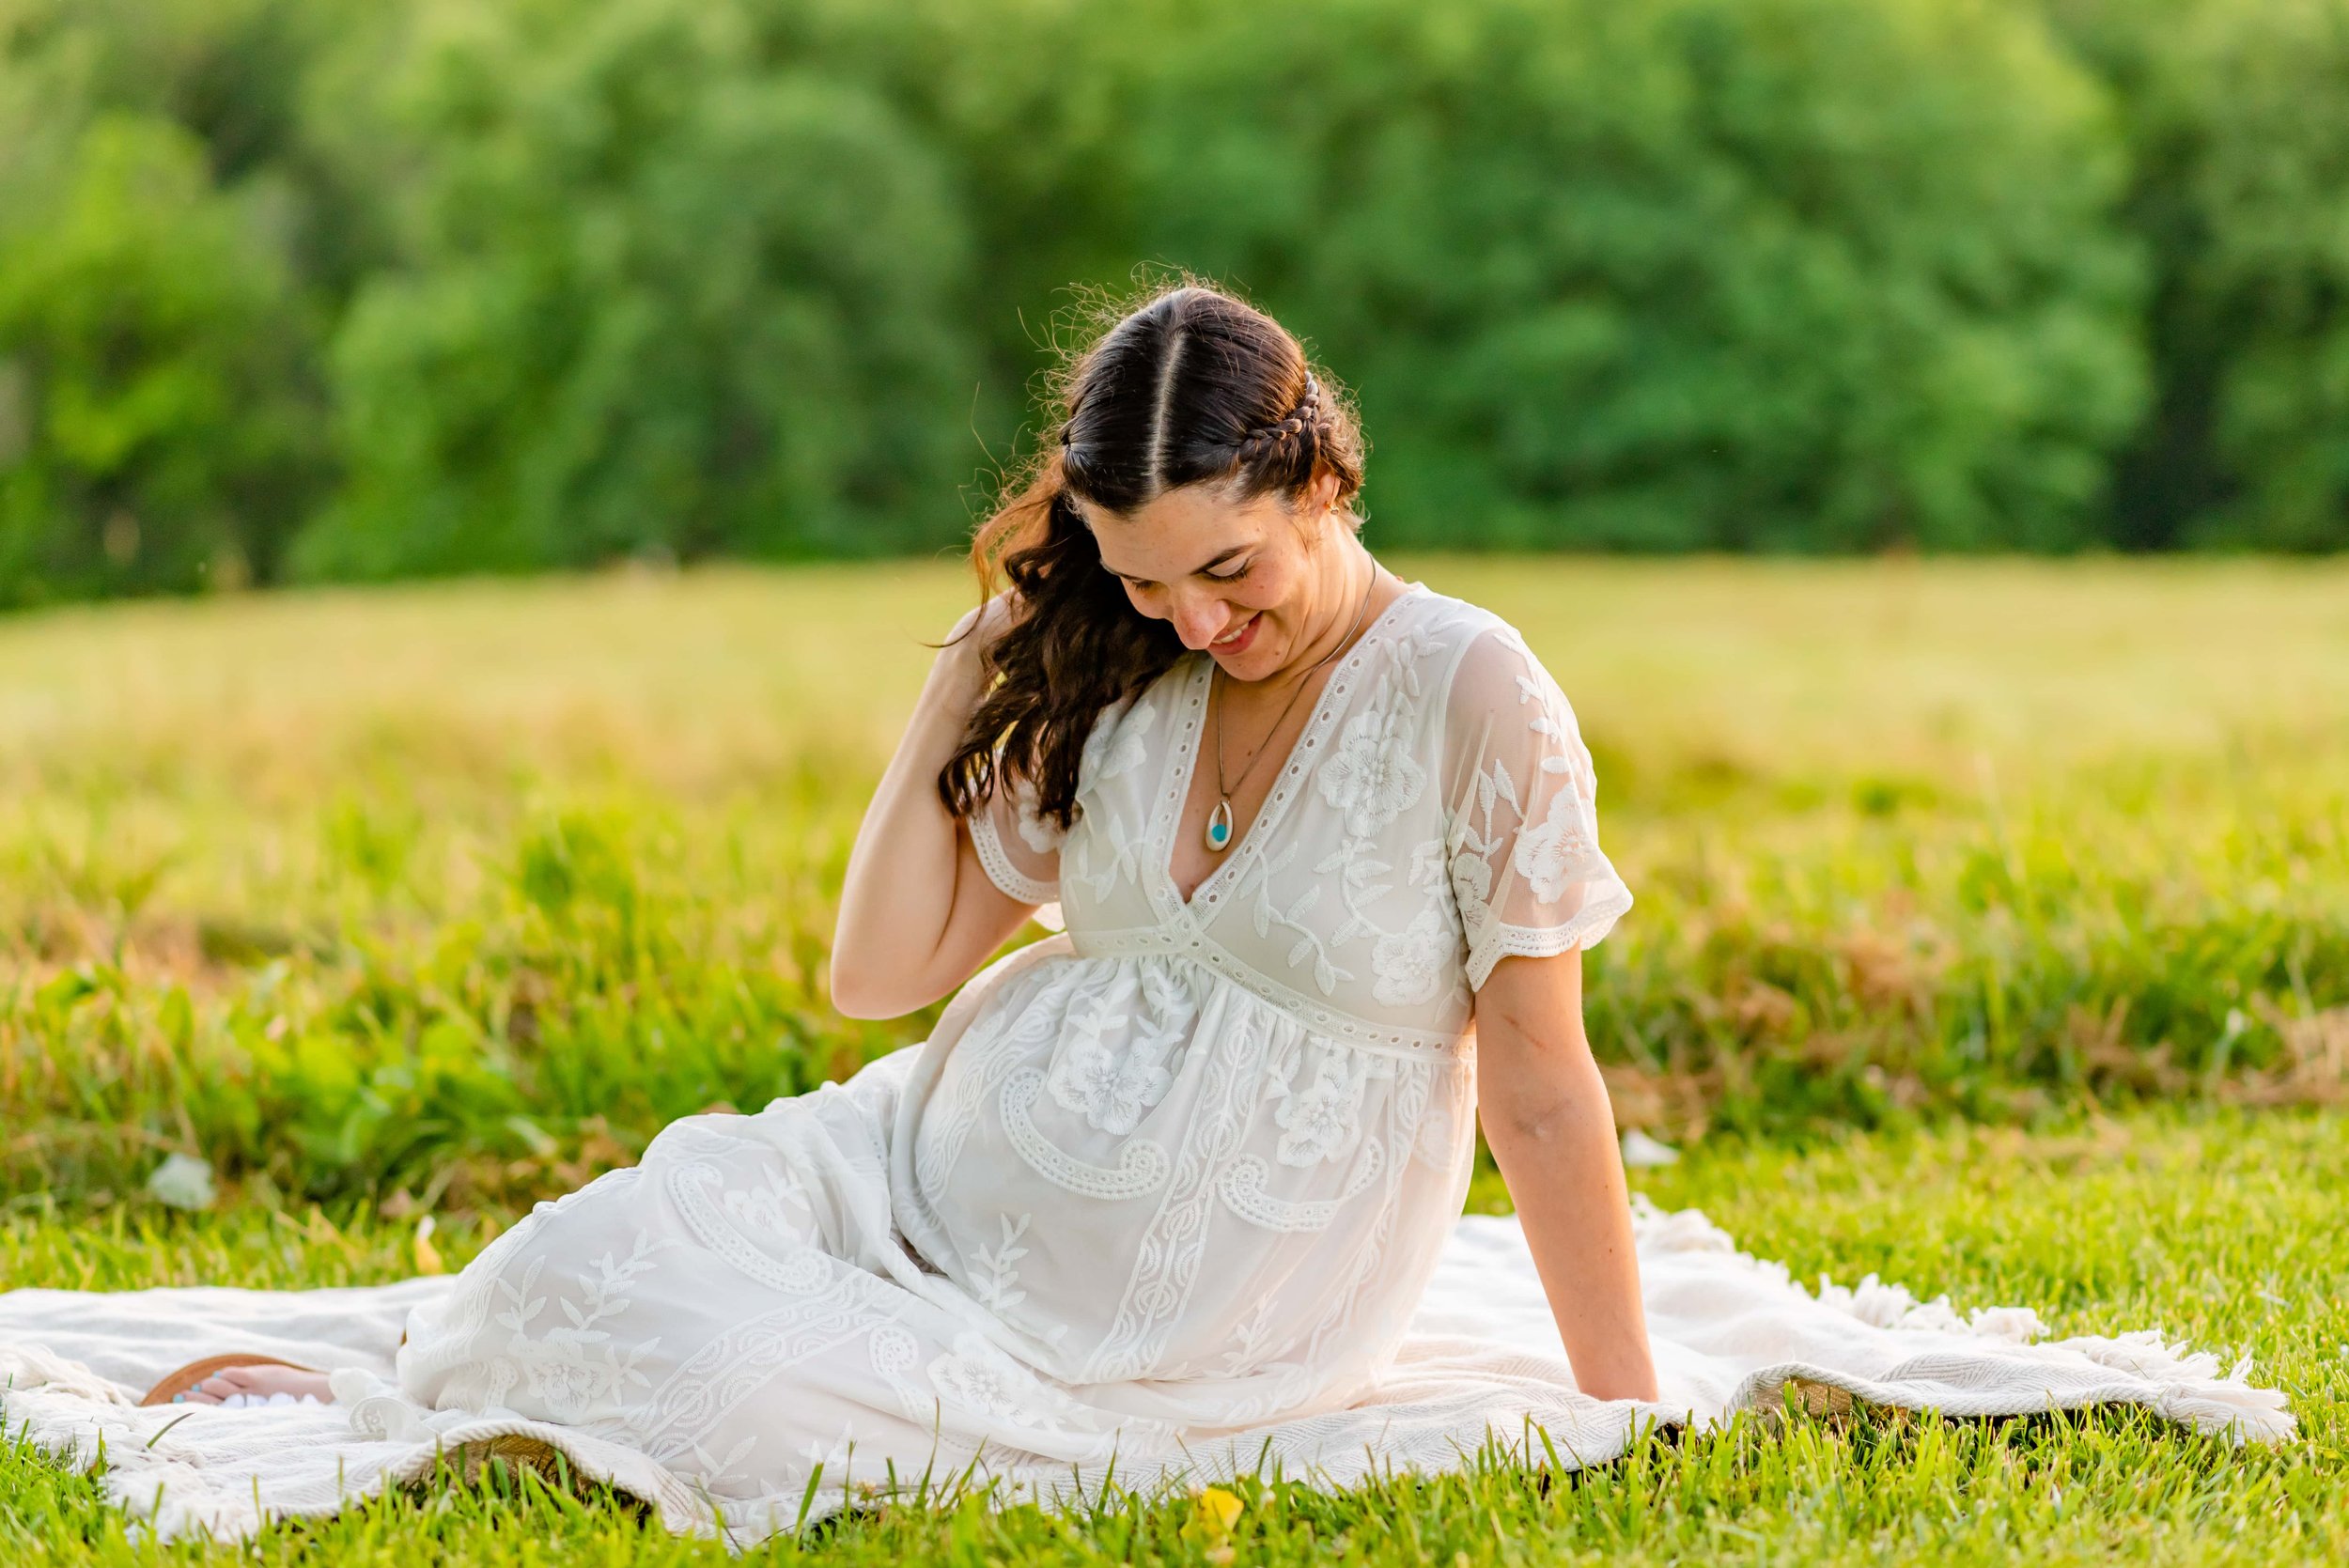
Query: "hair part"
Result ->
[[939, 272, 1369, 830]]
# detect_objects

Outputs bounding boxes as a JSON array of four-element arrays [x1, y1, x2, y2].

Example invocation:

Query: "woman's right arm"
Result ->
[[829, 600, 1041, 1018]]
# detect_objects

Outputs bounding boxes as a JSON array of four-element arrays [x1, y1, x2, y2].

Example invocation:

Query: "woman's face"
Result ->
[[1078, 473, 1350, 684]]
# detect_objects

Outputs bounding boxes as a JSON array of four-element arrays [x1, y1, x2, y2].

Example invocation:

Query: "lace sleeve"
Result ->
[[1439, 625, 1633, 990], [965, 768, 1064, 908]]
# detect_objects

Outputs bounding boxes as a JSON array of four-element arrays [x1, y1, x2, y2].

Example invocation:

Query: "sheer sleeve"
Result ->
[[1439, 625, 1633, 990], [965, 768, 1064, 908]]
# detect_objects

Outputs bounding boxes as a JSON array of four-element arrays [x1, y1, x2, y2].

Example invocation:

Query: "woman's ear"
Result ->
[[1307, 469, 1343, 527]]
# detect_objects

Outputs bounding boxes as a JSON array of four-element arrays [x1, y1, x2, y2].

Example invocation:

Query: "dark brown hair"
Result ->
[[938, 275, 1368, 829]]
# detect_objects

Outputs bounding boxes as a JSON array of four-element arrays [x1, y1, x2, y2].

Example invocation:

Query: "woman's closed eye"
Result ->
[[1104, 557, 1252, 589]]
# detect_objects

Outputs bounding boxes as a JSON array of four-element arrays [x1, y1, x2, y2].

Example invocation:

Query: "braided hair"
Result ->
[[1237, 373, 1324, 472], [940, 280, 1368, 830]]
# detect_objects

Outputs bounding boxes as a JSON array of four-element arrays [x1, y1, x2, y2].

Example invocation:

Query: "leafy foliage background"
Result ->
[[3, 0, 2348, 602]]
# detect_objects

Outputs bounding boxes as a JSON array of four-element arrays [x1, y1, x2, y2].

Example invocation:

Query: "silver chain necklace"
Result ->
[[1204, 551, 1377, 853]]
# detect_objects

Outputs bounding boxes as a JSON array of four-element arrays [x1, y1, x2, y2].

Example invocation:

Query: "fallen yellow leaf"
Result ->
[[1182, 1483, 1243, 1551], [413, 1214, 444, 1275]]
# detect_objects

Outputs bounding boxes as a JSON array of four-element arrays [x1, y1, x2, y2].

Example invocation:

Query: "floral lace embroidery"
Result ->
[[1442, 627, 1629, 987], [1513, 785, 1603, 902], [1001, 1068, 1172, 1199], [1045, 966, 1188, 1134], [1290, 624, 1459, 1003], [1086, 1005, 1275, 1382], [1068, 808, 1144, 900], [1081, 700, 1156, 786], [1370, 905, 1453, 1007], [1268, 1040, 1372, 1167], [1446, 750, 1519, 955], [488, 1233, 670, 1421], [926, 1330, 1069, 1428], [913, 973, 1065, 1191], [1236, 842, 1352, 997], [1214, 1293, 1286, 1376], [1411, 1050, 1470, 1169], [1059, 701, 1158, 899], [970, 1213, 1034, 1312], [630, 1268, 900, 1467], [1217, 1138, 1387, 1233], [720, 1162, 817, 1237], [901, 596, 1613, 1417], [1315, 706, 1425, 838], [1281, 1064, 1434, 1378], [669, 1158, 836, 1296], [917, 1330, 1174, 1468]]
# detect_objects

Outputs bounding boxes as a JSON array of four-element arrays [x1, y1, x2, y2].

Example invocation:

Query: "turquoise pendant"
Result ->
[[1205, 799, 1235, 852]]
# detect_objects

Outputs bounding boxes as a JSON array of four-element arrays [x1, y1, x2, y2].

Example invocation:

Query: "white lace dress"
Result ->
[[0, 584, 2294, 1548]]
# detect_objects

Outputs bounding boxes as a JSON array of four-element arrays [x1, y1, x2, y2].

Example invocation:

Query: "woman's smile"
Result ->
[[1209, 611, 1263, 658]]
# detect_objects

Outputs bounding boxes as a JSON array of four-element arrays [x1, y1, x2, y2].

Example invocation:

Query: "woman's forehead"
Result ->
[[1081, 484, 1290, 578]]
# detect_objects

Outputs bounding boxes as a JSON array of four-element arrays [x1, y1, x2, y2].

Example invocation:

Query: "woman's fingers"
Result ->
[[172, 1374, 225, 1405]]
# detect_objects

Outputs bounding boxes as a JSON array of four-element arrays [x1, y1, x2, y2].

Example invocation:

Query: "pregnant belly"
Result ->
[[897, 954, 1473, 1405]]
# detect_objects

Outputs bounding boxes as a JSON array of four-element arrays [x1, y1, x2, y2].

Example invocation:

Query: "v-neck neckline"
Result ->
[[1159, 582, 1426, 913]]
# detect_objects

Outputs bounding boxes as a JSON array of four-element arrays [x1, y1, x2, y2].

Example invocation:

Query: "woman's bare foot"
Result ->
[[173, 1363, 335, 1406]]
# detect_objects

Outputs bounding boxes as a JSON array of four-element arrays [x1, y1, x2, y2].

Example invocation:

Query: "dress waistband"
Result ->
[[1066, 926, 1465, 1059]]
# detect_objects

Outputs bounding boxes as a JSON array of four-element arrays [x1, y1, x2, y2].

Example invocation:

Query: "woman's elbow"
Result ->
[[828, 953, 912, 1019], [1479, 1049, 1613, 1147]]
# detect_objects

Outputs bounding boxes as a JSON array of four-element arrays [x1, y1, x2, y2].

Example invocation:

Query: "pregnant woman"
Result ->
[[0, 281, 2291, 1547]]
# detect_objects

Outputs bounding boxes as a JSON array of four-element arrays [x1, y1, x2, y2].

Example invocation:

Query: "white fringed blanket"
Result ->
[[0, 1198, 2295, 1549]]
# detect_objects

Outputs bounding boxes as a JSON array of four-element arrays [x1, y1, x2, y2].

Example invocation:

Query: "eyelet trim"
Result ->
[[1151, 587, 1428, 920], [970, 807, 1058, 907], [1068, 925, 1464, 1060], [1462, 887, 1635, 991]]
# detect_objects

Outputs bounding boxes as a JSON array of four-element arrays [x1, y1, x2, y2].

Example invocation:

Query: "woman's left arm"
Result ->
[[1472, 947, 1658, 1403]]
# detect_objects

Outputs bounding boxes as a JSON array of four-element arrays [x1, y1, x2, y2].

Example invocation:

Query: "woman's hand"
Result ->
[[1471, 948, 1660, 1404], [828, 595, 1039, 1018]]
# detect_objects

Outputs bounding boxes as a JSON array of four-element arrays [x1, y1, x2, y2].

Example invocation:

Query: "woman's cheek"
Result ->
[[1251, 561, 1301, 613]]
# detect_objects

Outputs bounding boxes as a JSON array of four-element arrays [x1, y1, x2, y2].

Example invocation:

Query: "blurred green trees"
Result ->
[[2, 0, 2347, 601], [2046, 0, 2349, 551], [301, 0, 977, 576], [1106, 0, 2144, 552], [0, 0, 340, 600], [0, 114, 324, 598]]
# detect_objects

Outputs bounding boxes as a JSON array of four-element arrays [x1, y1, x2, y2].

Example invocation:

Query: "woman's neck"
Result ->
[[1259, 540, 1387, 689]]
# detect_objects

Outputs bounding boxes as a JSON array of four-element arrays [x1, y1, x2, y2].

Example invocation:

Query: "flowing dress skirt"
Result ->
[[0, 1043, 2294, 1549]]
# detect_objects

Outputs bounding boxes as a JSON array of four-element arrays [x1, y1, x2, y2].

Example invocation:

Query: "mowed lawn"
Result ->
[[3, 557, 2347, 1560]]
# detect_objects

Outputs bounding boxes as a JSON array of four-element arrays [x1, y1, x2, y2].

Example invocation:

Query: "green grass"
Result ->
[[2, 558, 2344, 1206], [3, 559, 2344, 1560], [6, 1106, 2342, 1563]]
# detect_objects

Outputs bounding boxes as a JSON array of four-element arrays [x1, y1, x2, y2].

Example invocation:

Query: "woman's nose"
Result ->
[[1170, 595, 1230, 650]]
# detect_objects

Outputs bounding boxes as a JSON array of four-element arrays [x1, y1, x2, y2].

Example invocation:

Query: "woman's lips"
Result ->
[[1210, 613, 1261, 656]]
